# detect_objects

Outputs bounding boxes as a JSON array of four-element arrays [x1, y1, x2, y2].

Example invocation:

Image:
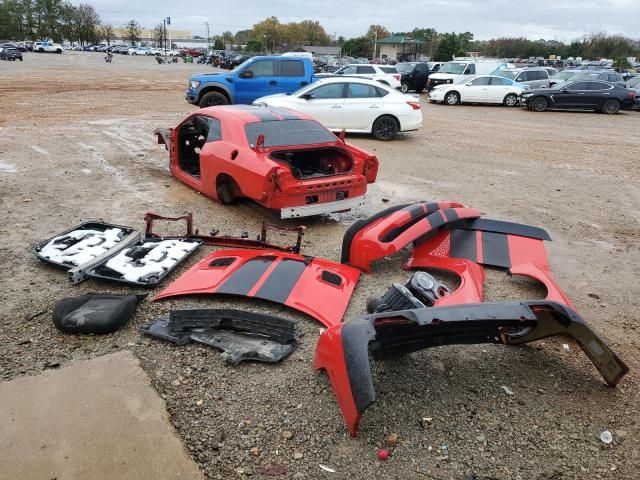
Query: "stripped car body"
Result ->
[[316, 201, 629, 436], [154, 249, 361, 328], [154, 105, 379, 218]]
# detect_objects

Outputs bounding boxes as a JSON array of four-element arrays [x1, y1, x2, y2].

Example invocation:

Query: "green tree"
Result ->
[[245, 39, 262, 52], [213, 38, 224, 50], [366, 24, 390, 40], [124, 18, 140, 45], [341, 36, 371, 58]]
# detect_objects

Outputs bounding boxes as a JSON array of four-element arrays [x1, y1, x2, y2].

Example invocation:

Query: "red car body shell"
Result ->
[[160, 106, 378, 215], [154, 249, 361, 328]]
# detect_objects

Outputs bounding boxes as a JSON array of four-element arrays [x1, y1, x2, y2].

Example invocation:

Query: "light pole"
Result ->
[[205, 21, 210, 49]]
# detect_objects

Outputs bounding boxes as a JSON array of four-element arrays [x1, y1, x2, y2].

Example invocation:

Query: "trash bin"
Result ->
[[183, 55, 193, 63]]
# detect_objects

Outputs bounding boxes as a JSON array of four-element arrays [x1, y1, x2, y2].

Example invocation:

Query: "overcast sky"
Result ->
[[72, 0, 638, 42]]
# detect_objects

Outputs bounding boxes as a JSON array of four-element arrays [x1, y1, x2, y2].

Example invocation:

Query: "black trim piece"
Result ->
[[321, 270, 343, 287], [405, 203, 427, 219], [342, 320, 377, 413], [340, 203, 411, 264], [210, 257, 235, 267], [443, 208, 459, 221], [457, 218, 551, 241], [217, 256, 276, 296], [450, 229, 477, 262], [481, 232, 511, 268], [254, 257, 307, 303]]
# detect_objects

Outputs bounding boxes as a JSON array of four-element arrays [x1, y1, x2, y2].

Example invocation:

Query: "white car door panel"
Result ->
[[296, 83, 346, 130], [342, 83, 383, 130]]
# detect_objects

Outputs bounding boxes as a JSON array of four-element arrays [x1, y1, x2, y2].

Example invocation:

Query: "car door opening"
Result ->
[[270, 147, 354, 180]]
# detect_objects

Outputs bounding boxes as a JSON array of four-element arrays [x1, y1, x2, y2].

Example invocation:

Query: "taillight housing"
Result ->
[[394, 74, 400, 81], [407, 101, 421, 110], [627, 90, 636, 98]]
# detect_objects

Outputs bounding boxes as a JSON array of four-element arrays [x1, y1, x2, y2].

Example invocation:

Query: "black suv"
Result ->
[[0, 45, 23, 61], [521, 80, 636, 114], [396, 62, 440, 93]]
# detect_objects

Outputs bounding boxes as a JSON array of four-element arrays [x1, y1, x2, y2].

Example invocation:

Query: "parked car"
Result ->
[[131, 47, 150, 55], [429, 74, 527, 107], [494, 67, 552, 89], [180, 48, 206, 57], [153, 105, 379, 218], [316, 64, 401, 89], [34, 41, 63, 53], [253, 77, 422, 141], [220, 54, 251, 70], [626, 76, 640, 89], [549, 70, 580, 86], [395, 61, 443, 93], [564, 71, 626, 87], [521, 80, 637, 114], [147, 48, 162, 56], [186, 55, 316, 107], [427, 60, 513, 90], [0, 46, 23, 61]]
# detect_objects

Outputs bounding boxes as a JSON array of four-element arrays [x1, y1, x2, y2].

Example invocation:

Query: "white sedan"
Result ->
[[253, 78, 422, 141], [429, 75, 528, 106]]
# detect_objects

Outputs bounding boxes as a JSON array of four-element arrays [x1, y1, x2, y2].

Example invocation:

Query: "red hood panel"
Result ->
[[154, 249, 360, 327]]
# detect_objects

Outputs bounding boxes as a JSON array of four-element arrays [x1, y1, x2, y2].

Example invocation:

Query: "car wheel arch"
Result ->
[[198, 86, 232, 105], [215, 173, 242, 204]]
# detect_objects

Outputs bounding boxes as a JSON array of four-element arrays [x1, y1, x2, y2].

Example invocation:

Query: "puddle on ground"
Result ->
[[0, 160, 17, 173]]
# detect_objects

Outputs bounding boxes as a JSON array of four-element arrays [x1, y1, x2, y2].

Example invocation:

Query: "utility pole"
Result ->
[[166, 17, 171, 51], [163, 18, 167, 54], [205, 21, 210, 48], [374, 30, 378, 59]]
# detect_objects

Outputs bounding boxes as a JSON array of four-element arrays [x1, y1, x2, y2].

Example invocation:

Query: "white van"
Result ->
[[427, 59, 513, 90]]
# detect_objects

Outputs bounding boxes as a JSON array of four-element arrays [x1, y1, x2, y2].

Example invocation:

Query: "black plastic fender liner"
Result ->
[[53, 294, 146, 334], [140, 309, 300, 364]]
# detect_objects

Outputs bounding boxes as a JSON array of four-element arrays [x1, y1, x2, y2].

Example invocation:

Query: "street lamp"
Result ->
[[204, 21, 210, 48]]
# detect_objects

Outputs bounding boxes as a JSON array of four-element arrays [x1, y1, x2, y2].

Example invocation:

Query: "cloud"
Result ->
[[71, 0, 639, 41]]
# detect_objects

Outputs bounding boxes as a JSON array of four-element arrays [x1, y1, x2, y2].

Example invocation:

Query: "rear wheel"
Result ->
[[400, 82, 410, 93], [199, 91, 229, 108], [531, 97, 548, 112], [372, 115, 399, 141], [601, 99, 620, 114], [445, 91, 460, 105], [503, 93, 519, 107]]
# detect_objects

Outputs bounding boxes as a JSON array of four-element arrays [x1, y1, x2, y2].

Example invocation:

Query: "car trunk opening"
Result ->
[[270, 147, 354, 180]]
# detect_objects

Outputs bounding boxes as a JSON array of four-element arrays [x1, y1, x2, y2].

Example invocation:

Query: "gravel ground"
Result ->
[[0, 52, 638, 479]]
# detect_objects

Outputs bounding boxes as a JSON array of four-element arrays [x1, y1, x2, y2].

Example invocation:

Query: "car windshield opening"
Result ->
[[395, 63, 415, 73], [245, 119, 337, 148]]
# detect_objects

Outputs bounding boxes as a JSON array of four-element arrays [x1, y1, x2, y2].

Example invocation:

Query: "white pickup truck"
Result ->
[[34, 41, 63, 53], [316, 64, 401, 89]]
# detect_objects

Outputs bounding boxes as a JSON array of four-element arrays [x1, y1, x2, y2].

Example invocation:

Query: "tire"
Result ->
[[372, 115, 399, 141], [400, 82, 410, 93], [601, 99, 620, 115], [38, 48, 44, 52], [199, 91, 229, 107], [444, 91, 460, 105], [503, 93, 519, 107], [56, 49, 62, 54], [531, 96, 548, 112]]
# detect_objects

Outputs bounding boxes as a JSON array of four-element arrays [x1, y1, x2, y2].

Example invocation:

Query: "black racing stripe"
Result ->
[[217, 256, 276, 296], [405, 203, 428, 219], [342, 320, 377, 414], [425, 201, 440, 212], [457, 218, 551, 241], [443, 208, 459, 221], [481, 232, 511, 268], [426, 210, 446, 230], [254, 258, 307, 303], [341, 204, 411, 264], [266, 107, 301, 120], [450, 229, 477, 262], [249, 109, 281, 121]]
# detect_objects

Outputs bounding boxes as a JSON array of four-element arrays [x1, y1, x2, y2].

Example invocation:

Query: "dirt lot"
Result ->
[[1, 52, 638, 479]]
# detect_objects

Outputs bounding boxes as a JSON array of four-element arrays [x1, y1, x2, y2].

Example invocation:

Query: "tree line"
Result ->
[[1, 2, 638, 61]]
